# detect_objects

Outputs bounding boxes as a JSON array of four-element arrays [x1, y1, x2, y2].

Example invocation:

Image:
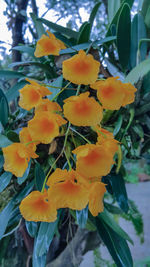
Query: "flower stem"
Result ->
[[64, 150, 72, 171], [70, 127, 91, 144], [41, 151, 63, 193], [51, 81, 71, 101], [25, 140, 39, 146]]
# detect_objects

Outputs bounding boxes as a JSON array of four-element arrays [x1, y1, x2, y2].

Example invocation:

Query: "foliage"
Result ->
[[0, 1, 150, 266]]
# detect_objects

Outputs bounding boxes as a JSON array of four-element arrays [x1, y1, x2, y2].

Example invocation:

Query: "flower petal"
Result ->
[[63, 50, 100, 85], [19, 191, 57, 222]]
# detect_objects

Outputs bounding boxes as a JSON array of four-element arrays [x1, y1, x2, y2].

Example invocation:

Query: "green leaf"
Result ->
[[145, 5, 150, 28], [17, 160, 31, 185], [6, 81, 27, 102], [116, 3, 131, 69], [95, 216, 133, 267], [104, 202, 123, 215], [135, 102, 150, 115], [141, 138, 150, 154], [14, 180, 34, 204], [34, 212, 61, 257], [113, 114, 123, 136], [142, 70, 150, 94], [38, 18, 78, 39], [105, 59, 125, 80], [108, 0, 120, 24], [60, 42, 90, 54], [32, 249, 46, 267], [0, 89, 9, 127], [124, 58, 150, 83], [106, 0, 134, 37], [138, 0, 144, 11], [35, 162, 45, 191], [99, 210, 133, 244], [0, 172, 12, 193], [0, 200, 14, 240], [0, 155, 4, 169], [60, 36, 116, 54], [77, 22, 91, 44], [129, 13, 147, 68], [109, 173, 129, 213], [133, 125, 144, 138], [0, 182, 34, 240], [122, 199, 144, 242], [47, 75, 63, 100], [30, 13, 45, 38], [12, 45, 35, 57], [25, 221, 38, 238], [0, 134, 12, 147], [6, 131, 19, 142], [0, 70, 25, 79], [89, 2, 101, 26], [8, 61, 54, 78], [141, 0, 150, 17], [76, 206, 88, 228]]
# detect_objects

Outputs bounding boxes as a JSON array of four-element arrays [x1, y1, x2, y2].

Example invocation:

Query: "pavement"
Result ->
[[80, 182, 150, 267]]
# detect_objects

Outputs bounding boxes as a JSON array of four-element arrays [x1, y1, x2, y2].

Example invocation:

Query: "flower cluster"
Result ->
[[2, 31, 137, 223]]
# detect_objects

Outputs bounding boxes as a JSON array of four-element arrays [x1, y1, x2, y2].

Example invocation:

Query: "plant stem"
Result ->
[[70, 127, 91, 144], [51, 81, 71, 101]]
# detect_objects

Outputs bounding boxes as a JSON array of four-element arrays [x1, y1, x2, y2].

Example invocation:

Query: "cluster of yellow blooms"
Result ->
[[2, 31, 137, 222]]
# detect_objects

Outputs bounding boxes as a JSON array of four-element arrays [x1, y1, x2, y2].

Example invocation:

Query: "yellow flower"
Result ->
[[28, 111, 66, 144], [35, 99, 62, 113], [34, 31, 66, 57], [122, 83, 137, 106], [19, 79, 52, 111], [95, 126, 119, 154], [47, 169, 89, 210], [91, 77, 137, 110], [63, 92, 103, 126], [72, 144, 114, 178], [19, 191, 57, 222], [19, 127, 39, 158], [2, 143, 30, 177], [62, 50, 100, 85], [89, 182, 106, 216]]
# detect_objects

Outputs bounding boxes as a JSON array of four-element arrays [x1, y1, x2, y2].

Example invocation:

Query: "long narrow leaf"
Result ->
[[38, 18, 78, 39]]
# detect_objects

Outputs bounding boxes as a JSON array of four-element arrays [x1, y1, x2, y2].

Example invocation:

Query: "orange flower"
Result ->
[[34, 31, 66, 57], [88, 182, 106, 216], [62, 50, 100, 85], [47, 169, 89, 210], [72, 144, 114, 178], [35, 99, 62, 113], [63, 92, 103, 126], [91, 77, 137, 110], [19, 127, 39, 158], [19, 191, 57, 222], [2, 143, 30, 177], [94, 126, 119, 154], [28, 111, 66, 144], [122, 83, 137, 106], [19, 79, 52, 111]]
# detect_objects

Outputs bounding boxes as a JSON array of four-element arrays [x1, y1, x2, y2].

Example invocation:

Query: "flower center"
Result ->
[[73, 60, 91, 75], [101, 85, 115, 98], [40, 118, 55, 134], [29, 88, 41, 104], [42, 39, 56, 53], [74, 100, 91, 115], [61, 181, 80, 195], [83, 149, 100, 165]]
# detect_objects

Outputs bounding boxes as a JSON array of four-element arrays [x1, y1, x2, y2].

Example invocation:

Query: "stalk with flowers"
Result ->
[[0, 2, 149, 266]]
